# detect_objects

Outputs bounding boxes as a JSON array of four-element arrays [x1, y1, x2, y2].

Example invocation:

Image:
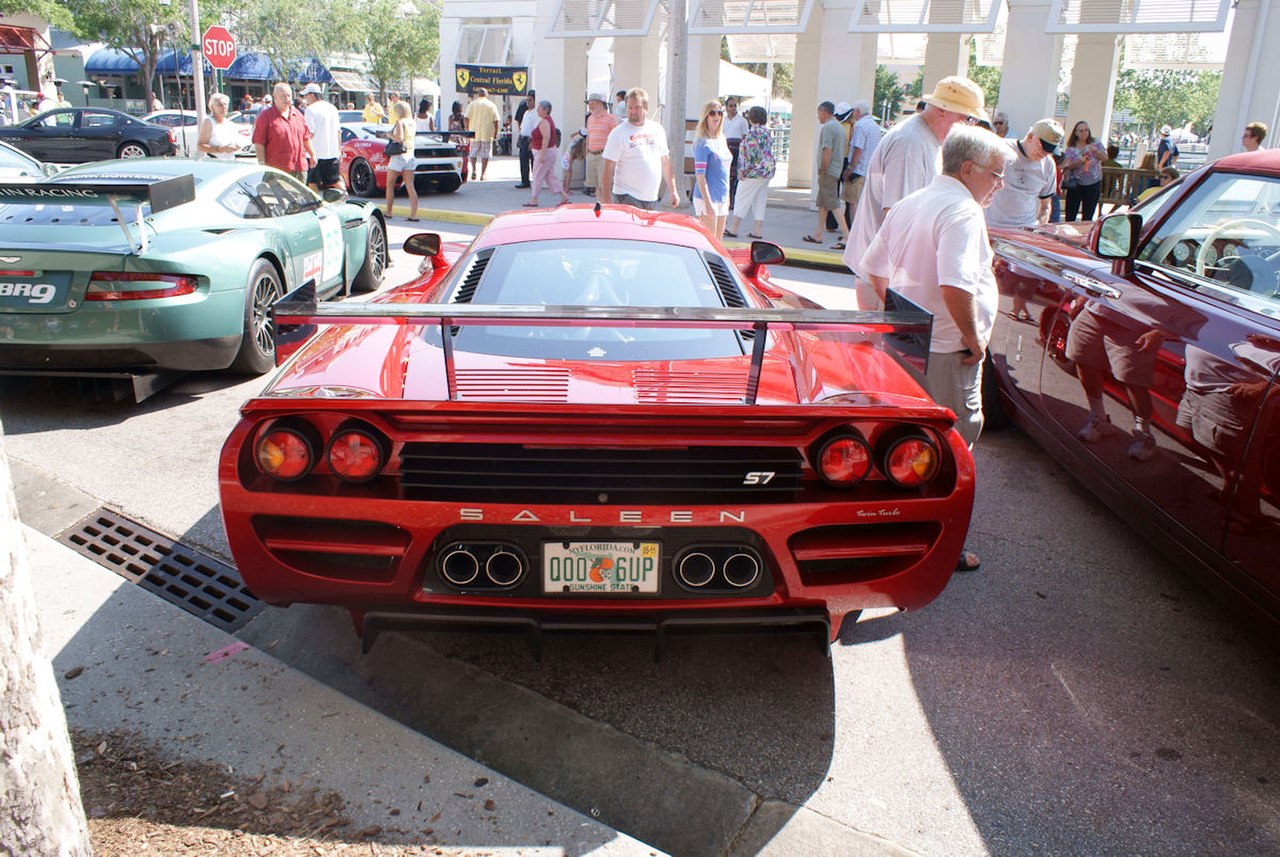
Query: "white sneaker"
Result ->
[[1077, 414, 1112, 442], [1128, 430, 1157, 462]]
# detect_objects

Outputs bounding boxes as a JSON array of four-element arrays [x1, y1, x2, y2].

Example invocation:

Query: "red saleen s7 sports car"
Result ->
[[218, 205, 976, 651]]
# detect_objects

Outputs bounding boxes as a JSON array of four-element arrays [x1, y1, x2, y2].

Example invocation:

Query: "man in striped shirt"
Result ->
[[583, 92, 620, 198]]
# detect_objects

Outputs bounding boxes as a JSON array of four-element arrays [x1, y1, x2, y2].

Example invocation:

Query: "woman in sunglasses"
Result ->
[[691, 100, 732, 238]]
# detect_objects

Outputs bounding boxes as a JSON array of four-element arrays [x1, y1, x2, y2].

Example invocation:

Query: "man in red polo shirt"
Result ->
[[252, 82, 314, 181], [582, 92, 619, 197]]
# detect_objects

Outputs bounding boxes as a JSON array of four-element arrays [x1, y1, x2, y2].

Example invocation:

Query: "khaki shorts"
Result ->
[[1064, 306, 1157, 387], [841, 173, 866, 206], [816, 173, 840, 210], [585, 150, 605, 189]]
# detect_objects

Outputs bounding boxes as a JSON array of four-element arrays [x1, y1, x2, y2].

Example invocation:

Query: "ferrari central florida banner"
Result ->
[[455, 64, 529, 96]]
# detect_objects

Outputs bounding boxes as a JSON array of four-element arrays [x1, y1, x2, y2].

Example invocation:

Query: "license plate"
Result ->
[[0, 275, 69, 310], [543, 541, 660, 594]]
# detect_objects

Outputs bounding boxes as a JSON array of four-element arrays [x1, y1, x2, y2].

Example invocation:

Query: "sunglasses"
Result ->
[[707, 110, 723, 116]]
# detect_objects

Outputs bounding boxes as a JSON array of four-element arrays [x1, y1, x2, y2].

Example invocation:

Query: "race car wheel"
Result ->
[[117, 142, 149, 159], [351, 216, 387, 293], [231, 259, 285, 374], [349, 158, 377, 197]]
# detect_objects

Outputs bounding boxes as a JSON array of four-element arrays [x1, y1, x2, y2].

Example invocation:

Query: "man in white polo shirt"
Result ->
[[301, 83, 342, 191], [600, 87, 679, 211], [859, 125, 1013, 573]]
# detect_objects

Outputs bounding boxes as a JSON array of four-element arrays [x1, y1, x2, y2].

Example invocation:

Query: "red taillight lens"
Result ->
[[255, 429, 314, 480], [817, 436, 872, 486], [85, 272, 198, 301], [326, 430, 384, 482], [882, 436, 940, 488]]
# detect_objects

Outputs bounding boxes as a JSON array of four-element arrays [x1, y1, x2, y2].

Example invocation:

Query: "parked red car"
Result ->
[[988, 149, 1280, 642], [339, 123, 466, 197], [218, 206, 976, 650]]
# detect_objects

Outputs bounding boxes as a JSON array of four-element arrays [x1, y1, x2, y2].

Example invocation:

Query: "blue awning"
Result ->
[[290, 57, 332, 84], [156, 50, 213, 75], [225, 52, 275, 80], [85, 47, 140, 75]]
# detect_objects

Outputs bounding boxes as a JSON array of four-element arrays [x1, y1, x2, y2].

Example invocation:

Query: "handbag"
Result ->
[[384, 138, 406, 156]]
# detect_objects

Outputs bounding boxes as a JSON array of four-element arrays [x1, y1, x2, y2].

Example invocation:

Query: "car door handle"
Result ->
[[1064, 272, 1121, 300]]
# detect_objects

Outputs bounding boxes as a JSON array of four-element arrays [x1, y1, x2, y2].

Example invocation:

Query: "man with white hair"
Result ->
[[843, 75, 989, 309], [840, 100, 881, 224], [860, 125, 1014, 572], [252, 81, 315, 181]]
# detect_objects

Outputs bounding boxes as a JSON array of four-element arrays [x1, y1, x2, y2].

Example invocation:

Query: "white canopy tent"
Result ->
[[718, 60, 770, 100]]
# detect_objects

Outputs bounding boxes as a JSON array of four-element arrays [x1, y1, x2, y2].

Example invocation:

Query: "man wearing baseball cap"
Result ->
[[583, 92, 619, 197], [985, 118, 1063, 230], [843, 74, 988, 311], [300, 83, 342, 191]]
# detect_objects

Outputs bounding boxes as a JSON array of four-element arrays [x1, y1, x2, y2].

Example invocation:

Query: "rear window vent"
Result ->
[[704, 252, 754, 339], [452, 249, 492, 305]]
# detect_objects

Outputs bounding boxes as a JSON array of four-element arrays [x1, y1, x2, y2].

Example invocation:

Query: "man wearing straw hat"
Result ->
[[843, 75, 989, 310]]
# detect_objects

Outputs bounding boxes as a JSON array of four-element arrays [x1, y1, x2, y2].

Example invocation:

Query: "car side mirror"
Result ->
[[1094, 212, 1142, 277], [321, 188, 345, 204], [743, 239, 785, 278], [403, 232, 442, 257]]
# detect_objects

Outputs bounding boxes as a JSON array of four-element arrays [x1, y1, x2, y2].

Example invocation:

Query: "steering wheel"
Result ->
[[1196, 218, 1280, 277]]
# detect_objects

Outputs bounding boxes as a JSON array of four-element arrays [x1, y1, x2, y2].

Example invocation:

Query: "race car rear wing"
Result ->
[[272, 289, 934, 405], [0, 174, 195, 254]]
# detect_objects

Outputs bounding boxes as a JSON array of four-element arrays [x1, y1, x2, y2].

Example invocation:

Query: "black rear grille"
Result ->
[[399, 442, 804, 503]]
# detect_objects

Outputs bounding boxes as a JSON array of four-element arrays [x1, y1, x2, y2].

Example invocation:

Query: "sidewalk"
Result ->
[[29, 525, 658, 855], [387, 155, 849, 270]]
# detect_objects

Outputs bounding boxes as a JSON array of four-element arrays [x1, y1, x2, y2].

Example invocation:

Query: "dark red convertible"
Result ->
[[988, 149, 1280, 640], [218, 205, 976, 651]]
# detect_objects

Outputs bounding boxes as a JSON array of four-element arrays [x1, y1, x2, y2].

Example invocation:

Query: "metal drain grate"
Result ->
[[57, 508, 263, 633]]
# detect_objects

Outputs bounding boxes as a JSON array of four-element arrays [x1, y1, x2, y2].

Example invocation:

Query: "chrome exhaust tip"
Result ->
[[440, 548, 480, 586], [485, 549, 525, 587], [676, 552, 716, 588], [723, 552, 761, 588]]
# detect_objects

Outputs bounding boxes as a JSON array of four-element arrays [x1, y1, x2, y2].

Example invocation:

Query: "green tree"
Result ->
[[718, 37, 793, 100], [0, 0, 72, 30], [1112, 68, 1221, 137], [873, 65, 906, 123], [64, 0, 188, 108], [350, 0, 439, 99], [967, 43, 1001, 113], [231, 0, 325, 84]]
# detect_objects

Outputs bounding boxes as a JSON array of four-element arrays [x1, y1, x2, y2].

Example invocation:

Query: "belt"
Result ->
[[588, 149, 604, 155]]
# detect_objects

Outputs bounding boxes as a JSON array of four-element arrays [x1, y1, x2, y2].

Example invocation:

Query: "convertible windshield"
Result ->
[[432, 239, 750, 360]]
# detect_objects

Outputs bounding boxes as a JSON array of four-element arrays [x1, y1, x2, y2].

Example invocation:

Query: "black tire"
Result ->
[[351, 216, 387, 294], [349, 158, 377, 197], [230, 259, 285, 374], [117, 141, 149, 159]]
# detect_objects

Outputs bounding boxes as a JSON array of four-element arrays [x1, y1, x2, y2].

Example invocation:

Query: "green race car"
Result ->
[[0, 159, 386, 396]]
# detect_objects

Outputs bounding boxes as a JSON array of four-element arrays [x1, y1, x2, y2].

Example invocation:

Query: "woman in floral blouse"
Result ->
[[725, 106, 776, 239], [1061, 120, 1109, 222]]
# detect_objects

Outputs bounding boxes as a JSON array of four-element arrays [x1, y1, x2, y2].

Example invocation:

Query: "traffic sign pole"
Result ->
[[189, 0, 205, 131]]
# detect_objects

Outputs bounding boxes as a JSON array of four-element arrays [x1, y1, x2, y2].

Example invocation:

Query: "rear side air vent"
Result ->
[[452, 249, 492, 305], [704, 252, 754, 340]]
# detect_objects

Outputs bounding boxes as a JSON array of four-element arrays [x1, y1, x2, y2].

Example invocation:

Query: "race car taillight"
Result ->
[[85, 272, 198, 301], [881, 434, 940, 488], [815, 434, 872, 487], [326, 428, 386, 482], [255, 428, 314, 481]]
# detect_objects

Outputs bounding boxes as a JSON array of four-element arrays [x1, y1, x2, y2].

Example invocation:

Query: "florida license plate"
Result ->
[[543, 541, 660, 594]]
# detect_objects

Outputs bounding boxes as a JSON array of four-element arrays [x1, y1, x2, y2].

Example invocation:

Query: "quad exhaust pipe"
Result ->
[[675, 547, 762, 590], [440, 544, 526, 588]]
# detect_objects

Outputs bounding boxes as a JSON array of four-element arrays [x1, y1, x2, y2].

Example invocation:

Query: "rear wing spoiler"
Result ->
[[0, 174, 195, 212], [271, 288, 933, 405], [0, 174, 195, 254]]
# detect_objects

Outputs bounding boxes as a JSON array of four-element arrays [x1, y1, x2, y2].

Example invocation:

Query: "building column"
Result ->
[[1066, 33, 1121, 136], [922, 34, 968, 91], [1210, 0, 1280, 158], [686, 33, 721, 109], [788, 2, 875, 189], [612, 28, 662, 116], [439, 15, 461, 120], [996, 0, 1064, 133]]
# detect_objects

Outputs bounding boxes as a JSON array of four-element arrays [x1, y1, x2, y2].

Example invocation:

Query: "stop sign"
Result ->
[[202, 26, 236, 71]]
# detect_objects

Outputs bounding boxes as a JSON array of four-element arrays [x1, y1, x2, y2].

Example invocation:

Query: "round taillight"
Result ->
[[817, 436, 872, 486], [326, 430, 384, 482], [256, 428, 313, 480], [882, 436, 940, 488]]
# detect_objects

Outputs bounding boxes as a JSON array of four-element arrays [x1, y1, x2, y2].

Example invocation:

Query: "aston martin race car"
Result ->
[[218, 205, 975, 650], [0, 159, 386, 398]]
